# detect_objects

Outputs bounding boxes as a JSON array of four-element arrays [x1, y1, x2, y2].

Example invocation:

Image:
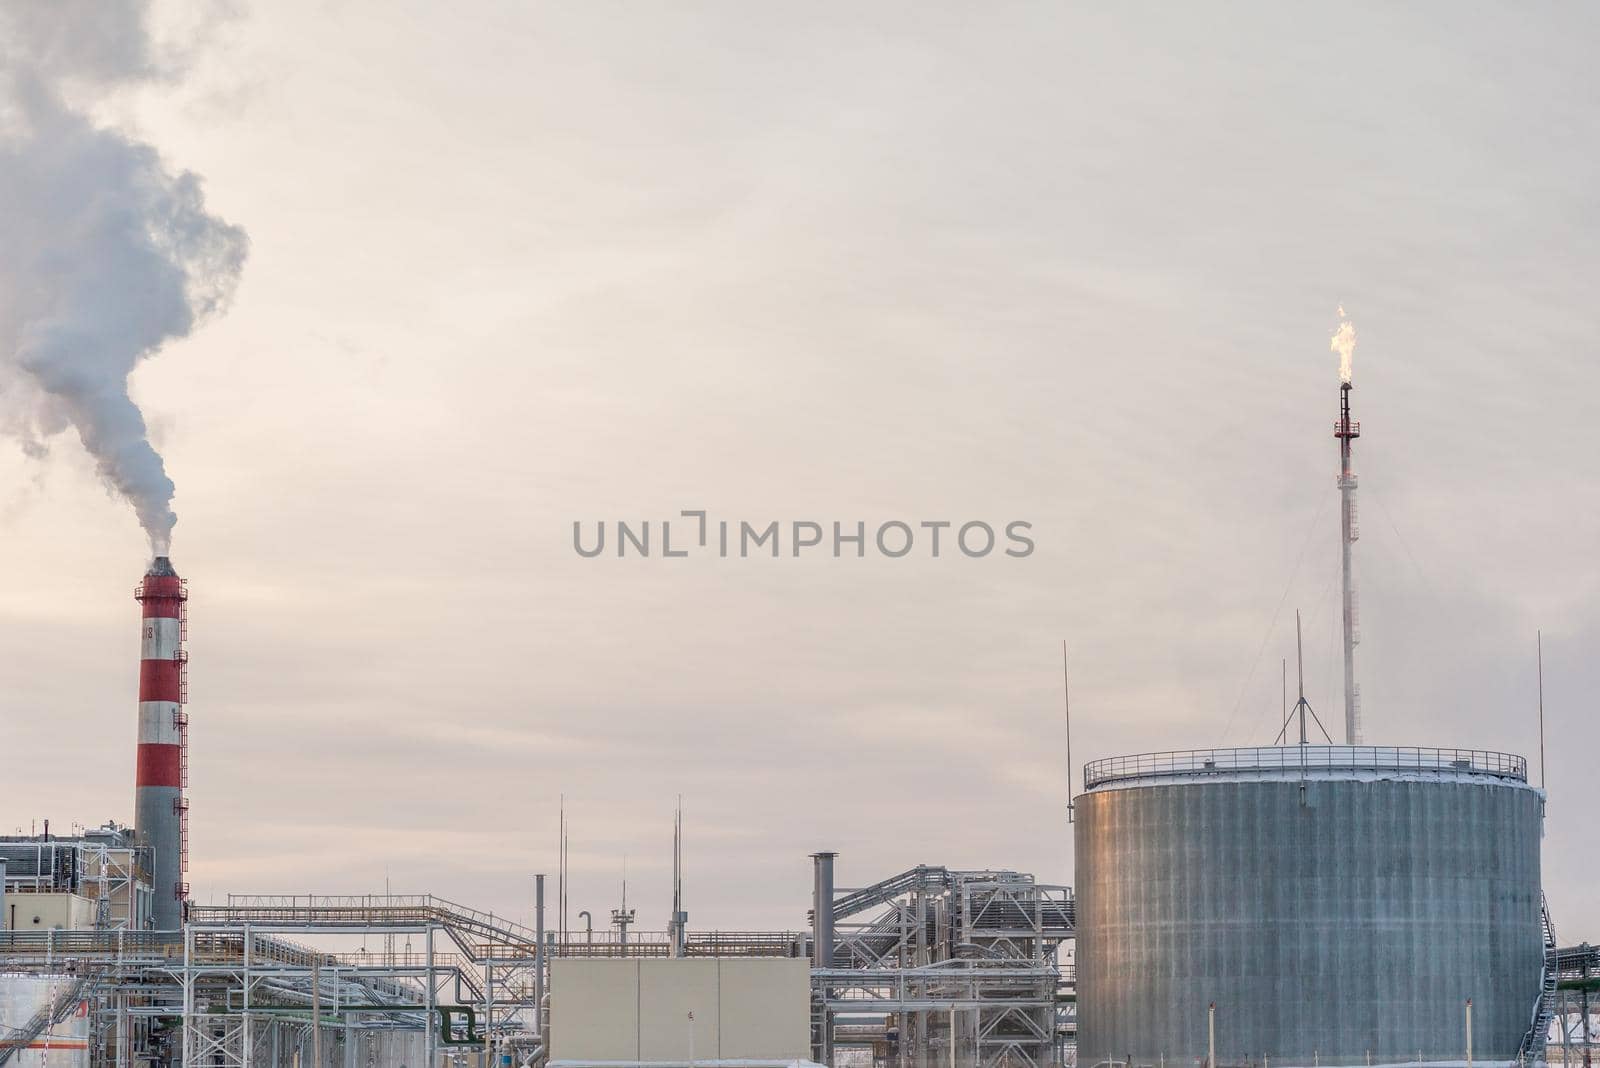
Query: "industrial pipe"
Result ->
[[811, 852, 836, 967], [535, 874, 546, 1042], [811, 851, 837, 1067]]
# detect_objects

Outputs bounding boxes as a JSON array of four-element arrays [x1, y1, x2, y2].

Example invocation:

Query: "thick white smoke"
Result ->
[[0, 0, 247, 556]]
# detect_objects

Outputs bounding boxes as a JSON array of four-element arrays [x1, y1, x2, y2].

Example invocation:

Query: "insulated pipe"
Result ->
[[812, 851, 837, 1066], [811, 852, 836, 966], [134, 556, 187, 930]]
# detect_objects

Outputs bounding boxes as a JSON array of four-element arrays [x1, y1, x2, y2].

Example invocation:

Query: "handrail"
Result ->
[[831, 866, 951, 921], [1083, 745, 1528, 789]]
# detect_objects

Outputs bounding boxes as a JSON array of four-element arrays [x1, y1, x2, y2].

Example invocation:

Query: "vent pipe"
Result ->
[[811, 851, 836, 967]]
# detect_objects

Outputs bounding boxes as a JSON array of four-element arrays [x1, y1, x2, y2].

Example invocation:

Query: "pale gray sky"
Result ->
[[1, 1, 1596, 936]]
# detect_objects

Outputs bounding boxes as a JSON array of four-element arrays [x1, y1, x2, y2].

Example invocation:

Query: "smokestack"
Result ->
[[1333, 324, 1362, 744], [134, 557, 188, 929]]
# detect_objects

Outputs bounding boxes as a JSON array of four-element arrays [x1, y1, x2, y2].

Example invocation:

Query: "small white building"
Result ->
[[550, 957, 813, 1064]]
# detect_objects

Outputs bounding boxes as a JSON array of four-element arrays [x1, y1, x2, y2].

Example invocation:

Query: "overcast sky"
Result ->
[[1, 1, 1596, 937]]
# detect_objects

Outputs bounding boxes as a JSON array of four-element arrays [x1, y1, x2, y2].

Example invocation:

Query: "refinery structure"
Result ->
[[2, 331, 1595, 1068]]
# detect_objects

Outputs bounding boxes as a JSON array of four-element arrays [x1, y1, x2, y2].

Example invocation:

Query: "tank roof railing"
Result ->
[[1082, 745, 1529, 790]]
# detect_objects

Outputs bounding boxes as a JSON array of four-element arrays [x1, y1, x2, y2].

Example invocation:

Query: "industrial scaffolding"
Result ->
[[1546, 941, 1598, 1067], [0, 859, 1073, 1067], [0, 893, 545, 1066], [812, 862, 1076, 1068]]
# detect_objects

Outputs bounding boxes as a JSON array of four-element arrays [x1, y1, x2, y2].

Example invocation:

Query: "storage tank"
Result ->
[[1074, 746, 1543, 1068], [0, 973, 91, 1066]]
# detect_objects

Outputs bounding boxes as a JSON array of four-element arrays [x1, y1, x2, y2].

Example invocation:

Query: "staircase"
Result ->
[[0, 976, 92, 1066], [1517, 893, 1559, 1065], [830, 865, 951, 921]]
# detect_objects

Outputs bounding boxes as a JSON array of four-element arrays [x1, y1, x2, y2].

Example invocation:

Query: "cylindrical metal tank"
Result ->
[[1074, 746, 1543, 1068]]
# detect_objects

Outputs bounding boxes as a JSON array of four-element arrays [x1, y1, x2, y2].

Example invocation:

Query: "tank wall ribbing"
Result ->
[[1074, 776, 1542, 1067]]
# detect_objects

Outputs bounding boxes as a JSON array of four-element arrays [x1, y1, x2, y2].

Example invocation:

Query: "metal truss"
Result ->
[[1547, 942, 1597, 1068], [0, 866, 1075, 1067], [0, 923, 464, 1065], [818, 867, 1075, 1068], [193, 895, 555, 1042]]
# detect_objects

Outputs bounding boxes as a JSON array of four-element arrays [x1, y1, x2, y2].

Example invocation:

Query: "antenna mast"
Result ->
[[1277, 611, 1333, 745], [558, 795, 566, 946], [612, 856, 634, 948], [669, 797, 687, 957], [1062, 641, 1074, 823], [1537, 632, 1546, 790]]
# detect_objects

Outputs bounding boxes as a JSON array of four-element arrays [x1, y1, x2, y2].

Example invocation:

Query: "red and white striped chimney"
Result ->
[[134, 556, 188, 929]]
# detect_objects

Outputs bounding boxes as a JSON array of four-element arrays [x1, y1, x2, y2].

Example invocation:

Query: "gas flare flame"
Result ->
[[1331, 305, 1356, 384]]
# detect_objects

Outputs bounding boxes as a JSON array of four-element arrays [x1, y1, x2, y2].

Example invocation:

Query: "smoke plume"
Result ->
[[1331, 305, 1357, 384], [0, 0, 248, 556]]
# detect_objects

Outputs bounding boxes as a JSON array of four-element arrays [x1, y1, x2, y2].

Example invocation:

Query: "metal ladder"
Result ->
[[1517, 893, 1560, 1064]]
